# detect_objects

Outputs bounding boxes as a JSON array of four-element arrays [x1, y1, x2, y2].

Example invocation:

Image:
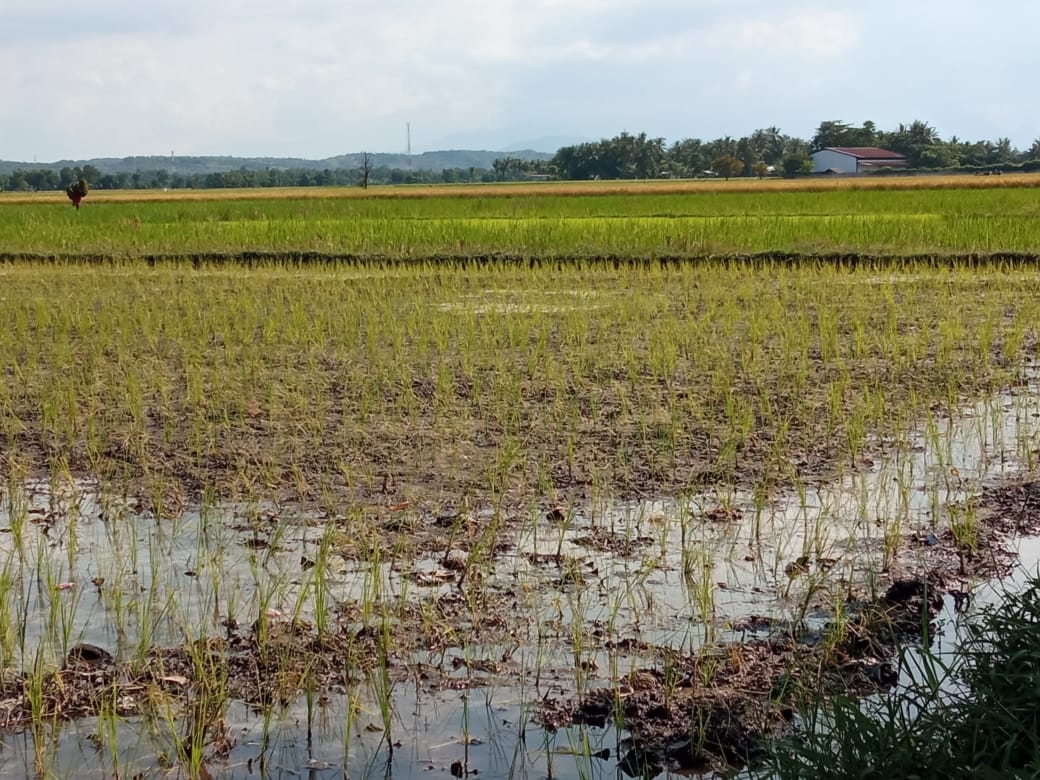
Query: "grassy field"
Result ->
[[3, 180, 1040, 778], [3, 174, 1040, 258]]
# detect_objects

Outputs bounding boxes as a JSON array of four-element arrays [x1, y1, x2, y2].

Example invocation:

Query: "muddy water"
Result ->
[[2, 377, 1040, 778]]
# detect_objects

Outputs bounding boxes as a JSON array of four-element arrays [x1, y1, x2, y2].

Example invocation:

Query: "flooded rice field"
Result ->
[[3, 374, 1040, 779]]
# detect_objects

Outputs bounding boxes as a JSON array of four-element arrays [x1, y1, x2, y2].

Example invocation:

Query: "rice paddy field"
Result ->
[[3, 175, 1040, 778], [2, 172, 1040, 258]]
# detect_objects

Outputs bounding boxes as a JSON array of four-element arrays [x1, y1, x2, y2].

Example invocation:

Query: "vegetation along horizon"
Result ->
[[3, 175, 1040, 778]]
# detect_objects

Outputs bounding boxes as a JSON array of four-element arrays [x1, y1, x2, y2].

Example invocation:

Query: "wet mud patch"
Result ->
[[569, 526, 655, 557], [0, 620, 379, 732], [909, 473, 1040, 582], [978, 476, 1040, 537], [526, 466, 1040, 776], [537, 575, 949, 775]]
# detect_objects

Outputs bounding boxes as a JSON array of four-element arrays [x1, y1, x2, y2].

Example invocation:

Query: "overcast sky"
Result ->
[[2, 0, 1037, 161]]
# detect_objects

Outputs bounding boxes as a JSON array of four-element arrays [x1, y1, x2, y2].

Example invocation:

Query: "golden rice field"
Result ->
[[3, 170, 1040, 204]]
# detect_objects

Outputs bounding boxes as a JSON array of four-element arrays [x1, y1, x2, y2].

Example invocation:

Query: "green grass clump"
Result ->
[[762, 576, 1040, 779]]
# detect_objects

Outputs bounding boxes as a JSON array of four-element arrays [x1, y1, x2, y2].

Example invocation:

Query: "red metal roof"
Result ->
[[824, 147, 906, 159]]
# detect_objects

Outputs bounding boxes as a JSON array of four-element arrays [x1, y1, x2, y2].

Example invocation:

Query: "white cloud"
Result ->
[[730, 11, 859, 56], [0, 1, 1037, 160]]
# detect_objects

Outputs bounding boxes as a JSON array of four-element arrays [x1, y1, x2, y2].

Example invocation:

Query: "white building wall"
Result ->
[[811, 149, 857, 174]]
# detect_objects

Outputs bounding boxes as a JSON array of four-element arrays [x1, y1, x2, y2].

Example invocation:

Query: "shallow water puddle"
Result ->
[[2, 376, 1040, 777], [506, 374, 1040, 650]]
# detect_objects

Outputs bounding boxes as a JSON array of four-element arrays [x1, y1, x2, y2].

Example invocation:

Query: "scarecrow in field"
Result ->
[[65, 179, 89, 209]]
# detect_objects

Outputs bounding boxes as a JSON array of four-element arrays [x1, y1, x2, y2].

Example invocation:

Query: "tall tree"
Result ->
[[757, 126, 787, 165], [782, 153, 812, 177], [706, 136, 738, 159], [811, 120, 877, 151], [989, 137, 1014, 164], [811, 120, 855, 151], [736, 136, 755, 176], [551, 133, 665, 180], [882, 120, 942, 167], [667, 138, 709, 177], [360, 152, 373, 188], [712, 154, 744, 180]]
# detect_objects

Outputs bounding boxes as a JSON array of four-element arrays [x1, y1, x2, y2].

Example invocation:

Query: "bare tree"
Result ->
[[360, 152, 373, 189]]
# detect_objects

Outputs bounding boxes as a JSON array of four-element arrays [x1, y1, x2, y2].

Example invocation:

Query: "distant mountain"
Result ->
[[323, 149, 552, 171], [0, 149, 552, 176], [502, 136, 590, 153]]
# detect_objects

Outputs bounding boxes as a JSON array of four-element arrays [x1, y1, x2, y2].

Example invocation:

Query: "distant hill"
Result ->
[[502, 136, 591, 153], [0, 149, 553, 176]]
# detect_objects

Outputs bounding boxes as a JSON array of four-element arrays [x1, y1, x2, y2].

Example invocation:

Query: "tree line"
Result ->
[[3, 120, 1040, 192], [548, 120, 1040, 181], [0, 163, 515, 193]]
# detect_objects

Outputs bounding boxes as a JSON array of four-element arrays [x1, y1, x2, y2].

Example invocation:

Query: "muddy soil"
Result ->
[[2, 472, 1038, 775], [536, 574, 945, 775], [532, 473, 1040, 774], [0, 572, 947, 772], [6, 250, 1040, 267]]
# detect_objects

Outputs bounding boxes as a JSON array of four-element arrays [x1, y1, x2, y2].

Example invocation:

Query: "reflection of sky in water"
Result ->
[[2, 377, 1040, 778], [0, 694, 622, 780]]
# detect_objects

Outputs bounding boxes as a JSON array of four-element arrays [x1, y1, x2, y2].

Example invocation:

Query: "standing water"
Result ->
[[2, 375, 1040, 778]]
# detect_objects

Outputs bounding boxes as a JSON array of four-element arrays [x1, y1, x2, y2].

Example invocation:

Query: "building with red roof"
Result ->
[[811, 147, 908, 174]]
